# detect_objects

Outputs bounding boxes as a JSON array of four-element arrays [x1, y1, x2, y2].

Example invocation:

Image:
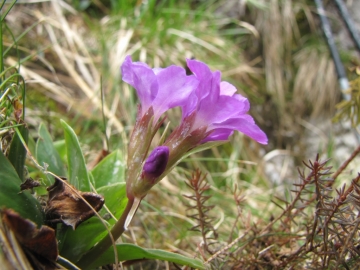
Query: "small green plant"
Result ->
[[0, 2, 267, 269], [2, 1, 360, 270]]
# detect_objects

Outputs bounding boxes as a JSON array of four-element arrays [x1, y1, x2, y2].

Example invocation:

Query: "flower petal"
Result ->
[[186, 59, 214, 101], [184, 59, 267, 145], [220, 81, 237, 96], [152, 66, 198, 119], [196, 94, 250, 127], [181, 90, 198, 119], [213, 115, 268, 144], [232, 94, 250, 114], [121, 56, 158, 114], [201, 128, 233, 143], [186, 59, 212, 82]]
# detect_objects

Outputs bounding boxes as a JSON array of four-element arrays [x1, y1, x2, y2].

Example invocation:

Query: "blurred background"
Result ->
[[3, 0, 360, 268]]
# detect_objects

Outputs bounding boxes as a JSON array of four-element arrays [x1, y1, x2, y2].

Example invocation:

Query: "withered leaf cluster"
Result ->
[[1, 209, 59, 269], [45, 177, 104, 229]]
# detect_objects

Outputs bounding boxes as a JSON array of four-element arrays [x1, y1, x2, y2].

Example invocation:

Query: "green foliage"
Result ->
[[0, 151, 44, 226], [0, 0, 42, 225], [59, 148, 126, 262], [61, 119, 91, 192], [7, 125, 28, 181], [91, 150, 125, 188], [59, 182, 127, 263], [90, 243, 205, 269], [31, 122, 204, 269], [35, 123, 66, 183]]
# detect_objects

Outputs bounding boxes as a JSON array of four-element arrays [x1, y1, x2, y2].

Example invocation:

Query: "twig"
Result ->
[[289, 146, 360, 220], [332, 145, 360, 180], [205, 229, 250, 264]]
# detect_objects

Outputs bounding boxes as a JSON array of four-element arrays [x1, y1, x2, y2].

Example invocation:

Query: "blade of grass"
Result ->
[[0, 0, 17, 22], [8, 125, 28, 182]]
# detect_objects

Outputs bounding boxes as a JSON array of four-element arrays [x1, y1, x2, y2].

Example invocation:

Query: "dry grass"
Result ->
[[253, 0, 337, 113], [293, 44, 340, 117]]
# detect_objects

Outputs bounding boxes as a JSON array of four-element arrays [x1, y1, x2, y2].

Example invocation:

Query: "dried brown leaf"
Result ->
[[1, 209, 59, 269], [45, 177, 104, 229], [20, 178, 41, 191]]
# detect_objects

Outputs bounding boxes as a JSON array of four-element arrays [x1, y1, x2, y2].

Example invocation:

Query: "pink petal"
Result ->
[[121, 56, 158, 114], [220, 81, 237, 96], [213, 116, 268, 144]]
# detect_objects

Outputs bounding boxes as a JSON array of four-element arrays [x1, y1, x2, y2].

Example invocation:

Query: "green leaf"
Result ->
[[96, 183, 128, 222], [90, 243, 205, 269], [58, 216, 108, 263], [27, 136, 36, 159], [53, 139, 66, 163], [0, 151, 44, 226], [36, 123, 66, 184], [91, 150, 125, 188], [59, 182, 128, 263], [60, 119, 90, 191], [7, 125, 28, 181]]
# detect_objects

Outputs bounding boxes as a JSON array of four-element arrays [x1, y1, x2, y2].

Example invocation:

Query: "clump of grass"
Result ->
[[1, 0, 28, 181], [181, 150, 360, 269]]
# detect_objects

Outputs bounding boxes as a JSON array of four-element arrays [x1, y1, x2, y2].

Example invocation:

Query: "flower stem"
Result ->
[[76, 198, 134, 269]]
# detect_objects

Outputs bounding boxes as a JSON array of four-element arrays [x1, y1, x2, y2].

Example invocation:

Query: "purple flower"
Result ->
[[182, 59, 268, 144], [122, 57, 268, 200], [126, 146, 169, 199], [121, 56, 199, 121], [143, 146, 169, 180]]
